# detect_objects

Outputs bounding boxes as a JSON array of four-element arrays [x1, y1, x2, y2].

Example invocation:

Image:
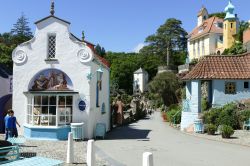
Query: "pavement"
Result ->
[[95, 111, 250, 166]]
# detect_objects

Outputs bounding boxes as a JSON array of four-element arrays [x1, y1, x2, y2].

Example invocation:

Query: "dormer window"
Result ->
[[198, 27, 203, 33], [48, 34, 56, 59]]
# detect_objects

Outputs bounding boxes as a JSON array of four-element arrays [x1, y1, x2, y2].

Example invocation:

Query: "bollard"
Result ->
[[67, 132, 74, 163], [87, 139, 95, 166], [143, 152, 153, 166]]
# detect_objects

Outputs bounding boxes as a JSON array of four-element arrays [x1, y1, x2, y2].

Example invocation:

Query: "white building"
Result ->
[[133, 68, 148, 93], [0, 65, 12, 133], [187, 7, 224, 61], [12, 4, 110, 140]]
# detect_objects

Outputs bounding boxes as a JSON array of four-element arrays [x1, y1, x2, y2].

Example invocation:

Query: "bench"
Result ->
[[243, 119, 250, 130], [0, 146, 20, 164], [1, 156, 63, 166], [95, 123, 106, 139]]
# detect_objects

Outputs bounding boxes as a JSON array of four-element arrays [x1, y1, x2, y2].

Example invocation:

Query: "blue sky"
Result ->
[[1, 0, 250, 52]]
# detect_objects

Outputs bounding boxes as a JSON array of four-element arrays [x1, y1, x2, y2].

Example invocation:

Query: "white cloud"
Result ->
[[133, 43, 146, 53]]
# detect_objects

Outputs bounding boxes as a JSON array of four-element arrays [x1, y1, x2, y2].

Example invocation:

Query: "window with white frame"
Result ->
[[27, 95, 72, 126], [48, 35, 56, 59]]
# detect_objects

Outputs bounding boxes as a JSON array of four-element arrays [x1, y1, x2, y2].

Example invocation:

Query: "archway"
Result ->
[[0, 94, 12, 133]]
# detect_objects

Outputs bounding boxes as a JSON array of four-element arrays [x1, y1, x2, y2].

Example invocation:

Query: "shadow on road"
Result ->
[[105, 124, 151, 140]]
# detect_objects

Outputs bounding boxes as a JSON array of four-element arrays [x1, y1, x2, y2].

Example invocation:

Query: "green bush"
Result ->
[[206, 124, 217, 135], [166, 104, 181, 124], [202, 107, 221, 126], [221, 125, 234, 138], [239, 110, 250, 122], [201, 97, 208, 112], [217, 103, 239, 129], [202, 103, 240, 129]]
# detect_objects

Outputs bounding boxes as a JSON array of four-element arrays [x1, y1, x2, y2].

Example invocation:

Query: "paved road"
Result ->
[[95, 111, 250, 166]]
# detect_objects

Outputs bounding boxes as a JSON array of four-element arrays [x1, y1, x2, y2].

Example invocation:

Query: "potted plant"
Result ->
[[206, 124, 217, 135], [221, 125, 234, 138]]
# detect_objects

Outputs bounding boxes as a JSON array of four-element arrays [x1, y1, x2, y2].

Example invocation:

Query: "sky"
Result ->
[[1, 0, 250, 53]]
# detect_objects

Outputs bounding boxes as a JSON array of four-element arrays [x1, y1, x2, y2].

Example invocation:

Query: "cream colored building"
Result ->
[[188, 7, 224, 61]]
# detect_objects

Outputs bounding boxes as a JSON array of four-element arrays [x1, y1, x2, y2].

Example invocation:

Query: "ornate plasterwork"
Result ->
[[12, 50, 27, 64], [77, 48, 93, 63]]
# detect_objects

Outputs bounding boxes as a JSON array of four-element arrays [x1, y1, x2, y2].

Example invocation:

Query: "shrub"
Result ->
[[239, 110, 250, 122], [201, 97, 209, 112], [202, 103, 240, 129], [166, 104, 182, 124], [202, 107, 221, 126], [217, 103, 239, 129], [221, 125, 234, 138], [206, 124, 217, 135]]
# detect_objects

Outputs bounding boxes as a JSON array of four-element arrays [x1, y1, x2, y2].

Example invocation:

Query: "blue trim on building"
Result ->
[[24, 125, 71, 140], [0, 94, 12, 133]]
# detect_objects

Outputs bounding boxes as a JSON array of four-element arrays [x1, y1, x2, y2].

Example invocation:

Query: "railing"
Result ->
[[182, 99, 191, 112]]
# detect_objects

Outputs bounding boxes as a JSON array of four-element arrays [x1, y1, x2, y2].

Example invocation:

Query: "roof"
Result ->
[[197, 7, 208, 17], [0, 65, 12, 78], [189, 16, 223, 40], [183, 53, 250, 80], [134, 68, 148, 74], [35, 15, 71, 25]]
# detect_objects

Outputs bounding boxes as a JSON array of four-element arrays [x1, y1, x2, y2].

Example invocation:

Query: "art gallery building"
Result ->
[[12, 9, 110, 140]]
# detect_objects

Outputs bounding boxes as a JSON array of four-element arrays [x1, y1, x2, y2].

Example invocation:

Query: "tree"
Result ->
[[95, 44, 106, 57], [141, 18, 187, 67], [236, 21, 249, 42], [148, 72, 181, 106], [0, 43, 15, 69], [11, 13, 33, 38], [208, 12, 226, 19], [222, 42, 246, 55]]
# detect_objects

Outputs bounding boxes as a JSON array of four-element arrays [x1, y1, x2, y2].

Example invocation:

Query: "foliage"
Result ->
[[189, 58, 198, 66], [11, 13, 33, 38], [236, 21, 249, 42], [141, 18, 187, 66], [95, 44, 106, 57], [238, 110, 250, 124], [222, 42, 246, 55], [201, 97, 209, 112], [105, 52, 162, 94], [166, 104, 182, 124], [206, 124, 217, 135], [149, 72, 180, 106], [221, 125, 234, 138], [208, 12, 226, 19], [0, 14, 33, 70], [202, 103, 240, 129]]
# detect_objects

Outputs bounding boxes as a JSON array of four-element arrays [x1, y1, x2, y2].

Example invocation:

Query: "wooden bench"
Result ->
[[243, 119, 250, 130]]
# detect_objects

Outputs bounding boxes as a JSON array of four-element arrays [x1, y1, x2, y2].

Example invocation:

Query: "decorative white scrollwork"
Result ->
[[77, 48, 93, 63], [12, 50, 27, 64]]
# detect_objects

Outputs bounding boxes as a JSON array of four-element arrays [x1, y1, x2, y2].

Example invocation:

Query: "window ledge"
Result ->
[[24, 124, 70, 129]]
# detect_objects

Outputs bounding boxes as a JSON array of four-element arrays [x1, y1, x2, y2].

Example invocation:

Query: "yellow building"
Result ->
[[223, 0, 238, 49]]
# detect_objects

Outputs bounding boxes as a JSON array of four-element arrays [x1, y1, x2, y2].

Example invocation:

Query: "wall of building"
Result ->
[[188, 36, 210, 61], [0, 76, 12, 98], [89, 61, 110, 138], [223, 20, 237, 49], [212, 80, 250, 107]]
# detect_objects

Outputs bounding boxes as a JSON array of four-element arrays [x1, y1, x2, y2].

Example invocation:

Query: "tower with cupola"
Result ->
[[223, 0, 238, 49]]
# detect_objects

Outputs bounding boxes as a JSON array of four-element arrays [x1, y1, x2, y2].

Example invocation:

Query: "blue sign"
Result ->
[[78, 100, 86, 111]]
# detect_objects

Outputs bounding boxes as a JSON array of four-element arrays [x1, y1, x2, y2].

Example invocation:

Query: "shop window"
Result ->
[[244, 82, 249, 89], [225, 82, 236, 94], [48, 35, 56, 59], [27, 95, 72, 126]]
